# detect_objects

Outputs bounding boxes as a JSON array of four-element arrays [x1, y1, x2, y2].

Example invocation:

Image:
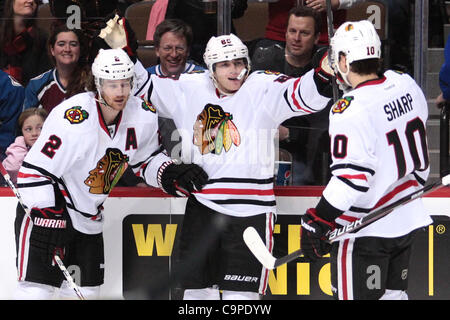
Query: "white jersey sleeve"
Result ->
[[322, 100, 376, 211], [244, 69, 332, 125]]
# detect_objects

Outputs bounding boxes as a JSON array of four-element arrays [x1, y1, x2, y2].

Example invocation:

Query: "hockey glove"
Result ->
[[158, 161, 208, 197], [28, 206, 68, 266], [96, 13, 138, 62], [312, 46, 335, 98], [300, 208, 335, 261]]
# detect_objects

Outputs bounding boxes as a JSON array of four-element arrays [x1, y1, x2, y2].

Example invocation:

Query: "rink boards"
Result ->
[[0, 186, 449, 300]]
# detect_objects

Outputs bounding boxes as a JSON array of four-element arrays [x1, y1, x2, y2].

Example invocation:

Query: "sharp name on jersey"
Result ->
[[324, 70, 432, 240]]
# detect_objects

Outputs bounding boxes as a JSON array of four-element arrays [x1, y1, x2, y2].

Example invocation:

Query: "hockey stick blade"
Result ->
[[244, 174, 450, 269], [243, 227, 303, 270], [243, 227, 276, 269]]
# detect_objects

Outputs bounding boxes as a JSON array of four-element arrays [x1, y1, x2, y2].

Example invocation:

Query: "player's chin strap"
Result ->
[[95, 91, 113, 109]]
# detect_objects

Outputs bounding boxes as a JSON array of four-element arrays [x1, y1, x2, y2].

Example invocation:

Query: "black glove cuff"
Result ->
[[157, 160, 175, 192], [315, 196, 344, 223]]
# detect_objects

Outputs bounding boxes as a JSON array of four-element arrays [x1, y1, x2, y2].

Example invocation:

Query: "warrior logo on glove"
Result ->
[[84, 148, 128, 194], [193, 104, 241, 155]]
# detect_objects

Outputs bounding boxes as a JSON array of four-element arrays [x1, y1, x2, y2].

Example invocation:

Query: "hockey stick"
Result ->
[[244, 174, 450, 270], [0, 163, 86, 300], [325, 0, 339, 101]]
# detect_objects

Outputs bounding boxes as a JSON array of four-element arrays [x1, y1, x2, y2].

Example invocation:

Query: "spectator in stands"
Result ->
[[165, 0, 248, 65], [2, 107, 48, 185], [0, 70, 25, 183], [252, 6, 322, 76], [436, 34, 450, 109], [0, 0, 52, 85], [257, 0, 364, 50], [23, 25, 90, 113], [147, 18, 205, 159], [252, 6, 332, 185], [148, 18, 204, 77]]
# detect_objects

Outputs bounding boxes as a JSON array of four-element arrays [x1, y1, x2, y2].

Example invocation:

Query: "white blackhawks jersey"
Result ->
[[134, 67, 331, 217], [323, 70, 433, 240], [17, 92, 170, 234]]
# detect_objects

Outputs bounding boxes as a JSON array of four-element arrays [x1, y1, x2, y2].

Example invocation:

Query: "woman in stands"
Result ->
[[23, 24, 90, 113], [0, 0, 51, 85]]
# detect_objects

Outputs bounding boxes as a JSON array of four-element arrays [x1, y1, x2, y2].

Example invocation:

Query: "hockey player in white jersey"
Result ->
[[14, 48, 208, 299], [299, 20, 432, 300], [133, 33, 334, 300]]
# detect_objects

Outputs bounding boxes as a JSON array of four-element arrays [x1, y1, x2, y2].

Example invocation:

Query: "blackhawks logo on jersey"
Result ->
[[84, 148, 129, 194], [332, 96, 354, 114], [193, 104, 241, 155], [64, 106, 89, 124], [141, 99, 156, 113]]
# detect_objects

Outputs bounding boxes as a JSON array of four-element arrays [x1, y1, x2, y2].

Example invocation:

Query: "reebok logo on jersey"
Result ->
[[64, 106, 89, 124], [332, 96, 354, 114], [33, 217, 66, 229]]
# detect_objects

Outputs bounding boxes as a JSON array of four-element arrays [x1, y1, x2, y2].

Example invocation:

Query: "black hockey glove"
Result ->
[[312, 46, 335, 98], [28, 206, 68, 266], [158, 161, 209, 197], [300, 208, 335, 261]]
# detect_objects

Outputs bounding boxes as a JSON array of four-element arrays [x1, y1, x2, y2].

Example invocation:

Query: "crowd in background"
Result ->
[[0, 0, 447, 187]]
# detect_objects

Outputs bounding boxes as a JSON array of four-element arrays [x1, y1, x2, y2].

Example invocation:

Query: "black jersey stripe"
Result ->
[[413, 171, 426, 186], [21, 161, 61, 183], [331, 163, 376, 176], [337, 176, 369, 192], [17, 180, 52, 188], [134, 72, 151, 97], [348, 206, 371, 213], [206, 177, 274, 185], [21, 161, 102, 220], [283, 88, 318, 113], [211, 199, 277, 206]]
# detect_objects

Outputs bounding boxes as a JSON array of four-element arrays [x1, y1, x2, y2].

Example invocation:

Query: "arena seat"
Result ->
[[233, 0, 270, 43], [125, 1, 155, 44], [137, 45, 158, 69], [36, 3, 55, 35]]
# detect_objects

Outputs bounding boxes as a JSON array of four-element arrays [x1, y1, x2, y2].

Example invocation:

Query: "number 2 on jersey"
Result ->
[[41, 135, 62, 159]]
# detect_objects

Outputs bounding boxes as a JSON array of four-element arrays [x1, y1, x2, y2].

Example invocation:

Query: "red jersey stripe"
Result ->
[[373, 179, 419, 210], [200, 188, 275, 196], [339, 174, 368, 181], [291, 78, 312, 113], [17, 172, 48, 179]]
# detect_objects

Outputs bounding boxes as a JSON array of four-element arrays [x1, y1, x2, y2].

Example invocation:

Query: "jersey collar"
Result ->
[[96, 99, 123, 138], [354, 75, 387, 89]]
